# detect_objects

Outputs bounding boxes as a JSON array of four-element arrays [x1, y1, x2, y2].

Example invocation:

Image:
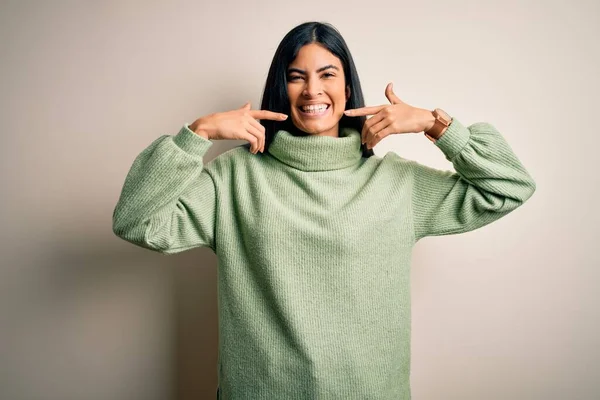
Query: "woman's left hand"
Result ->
[[344, 82, 435, 149]]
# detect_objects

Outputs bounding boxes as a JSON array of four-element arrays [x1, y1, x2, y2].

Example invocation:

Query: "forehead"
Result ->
[[288, 43, 343, 69]]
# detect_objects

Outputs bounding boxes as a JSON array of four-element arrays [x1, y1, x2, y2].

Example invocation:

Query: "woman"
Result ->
[[113, 21, 536, 400]]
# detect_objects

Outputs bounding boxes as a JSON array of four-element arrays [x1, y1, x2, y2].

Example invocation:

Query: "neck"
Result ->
[[267, 125, 363, 172]]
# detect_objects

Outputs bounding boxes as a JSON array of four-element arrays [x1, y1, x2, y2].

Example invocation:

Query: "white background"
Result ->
[[1, 0, 597, 399]]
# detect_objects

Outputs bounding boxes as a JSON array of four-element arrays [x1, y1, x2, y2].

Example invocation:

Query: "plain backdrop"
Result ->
[[1, 0, 598, 399]]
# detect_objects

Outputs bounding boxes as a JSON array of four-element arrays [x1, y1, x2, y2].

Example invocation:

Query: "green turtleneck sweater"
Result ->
[[112, 117, 536, 400]]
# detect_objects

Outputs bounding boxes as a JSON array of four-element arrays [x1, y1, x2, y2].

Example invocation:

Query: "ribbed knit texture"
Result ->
[[112, 118, 536, 399]]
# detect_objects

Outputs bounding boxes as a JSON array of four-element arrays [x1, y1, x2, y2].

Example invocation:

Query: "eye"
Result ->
[[322, 73, 335, 78], [288, 76, 303, 81]]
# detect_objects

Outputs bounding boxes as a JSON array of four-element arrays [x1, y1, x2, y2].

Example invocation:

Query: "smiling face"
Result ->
[[286, 43, 350, 137]]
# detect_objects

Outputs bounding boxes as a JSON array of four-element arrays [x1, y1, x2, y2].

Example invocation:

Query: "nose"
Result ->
[[302, 77, 323, 97]]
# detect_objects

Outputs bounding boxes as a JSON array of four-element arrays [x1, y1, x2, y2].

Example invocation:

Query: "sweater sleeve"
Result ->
[[410, 117, 536, 242], [112, 124, 218, 254]]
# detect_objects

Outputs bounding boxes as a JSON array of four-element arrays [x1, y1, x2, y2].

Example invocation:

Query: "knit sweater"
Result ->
[[112, 117, 536, 400]]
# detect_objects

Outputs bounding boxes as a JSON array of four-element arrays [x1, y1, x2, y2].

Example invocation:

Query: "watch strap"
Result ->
[[424, 109, 452, 141]]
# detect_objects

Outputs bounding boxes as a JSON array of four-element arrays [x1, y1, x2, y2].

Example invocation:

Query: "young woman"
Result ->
[[113, 21, 536, 400]]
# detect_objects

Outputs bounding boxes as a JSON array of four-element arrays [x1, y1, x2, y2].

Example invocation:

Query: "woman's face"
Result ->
[[286, 43, 350, 137]]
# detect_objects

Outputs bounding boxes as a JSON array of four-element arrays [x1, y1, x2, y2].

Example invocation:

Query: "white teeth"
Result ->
[[301, 104, 328, 112]]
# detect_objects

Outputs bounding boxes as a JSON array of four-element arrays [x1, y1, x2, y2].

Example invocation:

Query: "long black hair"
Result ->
[[259, 21, 374, 157]]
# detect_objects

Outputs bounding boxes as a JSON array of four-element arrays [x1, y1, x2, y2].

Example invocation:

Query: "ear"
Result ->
[[345, 85, 351, 101]]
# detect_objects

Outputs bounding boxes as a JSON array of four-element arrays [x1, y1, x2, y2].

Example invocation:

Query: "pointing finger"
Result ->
[[249, 109, 289, 121], [344, 105, 386, 117]]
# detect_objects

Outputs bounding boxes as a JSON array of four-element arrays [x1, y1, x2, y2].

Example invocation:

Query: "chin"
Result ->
[[293, 123, 332, 135], [291, 115, 342, 136]]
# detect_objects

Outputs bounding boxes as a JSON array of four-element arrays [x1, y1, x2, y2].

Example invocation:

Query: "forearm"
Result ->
[[411, 117, 537, 240], [113, 125, 217, 253]]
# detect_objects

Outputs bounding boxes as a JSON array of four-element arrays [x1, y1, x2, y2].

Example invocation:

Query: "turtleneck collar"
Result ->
[[267, 126, 363, 172]]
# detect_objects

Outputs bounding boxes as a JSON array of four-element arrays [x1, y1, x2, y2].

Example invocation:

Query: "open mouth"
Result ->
[[298, 104, 331, 118]]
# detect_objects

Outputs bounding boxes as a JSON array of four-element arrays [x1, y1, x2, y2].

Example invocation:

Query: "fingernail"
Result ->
[[281, 115, 288, 119]]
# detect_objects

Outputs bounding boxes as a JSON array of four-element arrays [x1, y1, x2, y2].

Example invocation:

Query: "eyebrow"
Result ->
[[287, 64, 339, 75]]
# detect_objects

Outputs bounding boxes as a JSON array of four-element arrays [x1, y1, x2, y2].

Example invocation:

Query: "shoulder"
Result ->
[[378, 150, 419, 173], [375, 151, 453, 186], [379, 150, 450, 175]]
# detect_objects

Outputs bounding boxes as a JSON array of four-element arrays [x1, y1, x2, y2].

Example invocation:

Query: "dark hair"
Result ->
[[259, 21, 374, 157]]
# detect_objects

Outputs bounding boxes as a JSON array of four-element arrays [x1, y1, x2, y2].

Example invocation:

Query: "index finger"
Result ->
[[344, 105, 386, 117], [249, 109, 288, 121]]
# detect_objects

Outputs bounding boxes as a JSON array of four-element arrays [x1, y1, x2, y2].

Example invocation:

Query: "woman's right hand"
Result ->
[[188, 102, 288, 154]]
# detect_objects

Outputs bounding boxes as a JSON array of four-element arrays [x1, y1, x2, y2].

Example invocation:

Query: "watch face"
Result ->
[[435, 108, 451, 123]]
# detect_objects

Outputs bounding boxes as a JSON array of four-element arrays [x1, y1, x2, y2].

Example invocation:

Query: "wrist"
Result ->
[[189, 119, 210, 139], [421, 109, 436, 133], [423, 108, 452, 141]]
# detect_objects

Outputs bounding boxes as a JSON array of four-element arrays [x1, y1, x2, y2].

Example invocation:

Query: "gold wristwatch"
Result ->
[[424, 108, 452, 142]]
